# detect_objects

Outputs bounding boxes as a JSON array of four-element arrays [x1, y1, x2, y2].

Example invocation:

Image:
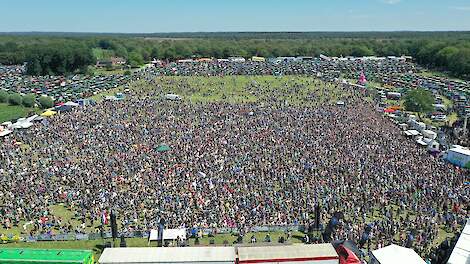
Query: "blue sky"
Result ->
[[1, 0, 470, 32]]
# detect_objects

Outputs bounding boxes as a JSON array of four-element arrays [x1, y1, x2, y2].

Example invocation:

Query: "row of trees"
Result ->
[[25, 43, 95, 75], [0, 91, 54, 109], [0, 33, 469, 78]]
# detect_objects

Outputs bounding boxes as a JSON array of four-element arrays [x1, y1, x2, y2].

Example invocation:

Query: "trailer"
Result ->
[[0, 248, 94, 264], [445, 147, 470, 168], [99, 247, 236, 264], [165, 94, 182, 101], [237, 244, 339, 264]]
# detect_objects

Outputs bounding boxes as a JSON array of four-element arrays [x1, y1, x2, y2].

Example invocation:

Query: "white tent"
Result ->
[[370, 244, 425, 264], [447, 219, 470, 264], [404, 130, 420, 137], [165, 94, 182, 101], [11, 120, 34, 129], [0, 129, 13, 137], [99, 247, 236, 264], [64, 101, 79, 107], [148, 228, 187, 244]]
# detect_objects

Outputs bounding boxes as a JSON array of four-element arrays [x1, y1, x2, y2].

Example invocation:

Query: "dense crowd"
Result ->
[[0, 72, 468, 258], [151, 58, 417, 80]]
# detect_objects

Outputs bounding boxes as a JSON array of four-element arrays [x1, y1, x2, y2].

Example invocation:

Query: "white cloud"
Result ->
[[381, 0, 401, 4]]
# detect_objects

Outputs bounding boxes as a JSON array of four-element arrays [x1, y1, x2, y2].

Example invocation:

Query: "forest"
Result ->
[[0, 32, 469, 78]]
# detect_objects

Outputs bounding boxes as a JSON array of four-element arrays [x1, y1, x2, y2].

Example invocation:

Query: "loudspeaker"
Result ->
[[120, 235, 127, 247], [322, 212, 343, 243], [314, 205, 321, 229], [110, 211, 118, 240]]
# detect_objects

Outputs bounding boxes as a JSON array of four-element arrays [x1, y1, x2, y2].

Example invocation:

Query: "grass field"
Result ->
[[92, 48, 115, 61], [93, 67, 127, 76], [0, 103, 38, 123], [151, 75, 350, 106]]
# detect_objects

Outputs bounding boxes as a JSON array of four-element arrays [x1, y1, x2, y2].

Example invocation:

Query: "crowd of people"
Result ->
[[0, 69, 468, 259], [0, 59, 469, 261]]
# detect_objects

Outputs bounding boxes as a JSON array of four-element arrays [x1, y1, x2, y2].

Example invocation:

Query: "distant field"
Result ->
[[92, 48, 115, 60], [92, 67, 126, 76]]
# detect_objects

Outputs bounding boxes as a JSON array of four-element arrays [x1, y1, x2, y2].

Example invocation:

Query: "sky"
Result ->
[[1, 0, 470, 32]]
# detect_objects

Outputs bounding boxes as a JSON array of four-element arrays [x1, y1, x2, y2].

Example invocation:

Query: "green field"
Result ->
[[92, 67, 127, 76], [0, 103, 38, 123], [92, 48, 115, 61], [149, 75, 349, 106]]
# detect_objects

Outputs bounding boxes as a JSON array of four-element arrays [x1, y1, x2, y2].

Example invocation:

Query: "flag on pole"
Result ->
[[101, 210, 109, 225]]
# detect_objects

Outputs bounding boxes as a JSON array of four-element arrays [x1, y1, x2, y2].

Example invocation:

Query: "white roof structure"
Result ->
[[449, 147, 470, 156], [99, 247, 236, 264], [404, 130, 420, 136], [447, 219, 470, 264], [64, 101, 79, 107], [237, 244, 338, 264], [371, 244, 426, 264], [149, 228, 187, 241], [0, 129, 13, 137]]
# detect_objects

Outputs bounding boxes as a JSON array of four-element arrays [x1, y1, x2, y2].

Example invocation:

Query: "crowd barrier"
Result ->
[[6, 225, 304, 243]]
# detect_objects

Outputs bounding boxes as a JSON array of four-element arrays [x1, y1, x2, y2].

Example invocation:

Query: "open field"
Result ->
[[92, 48, 115, 61], [92, 67, 127, 76], [150, 75, 350, 106], [0, 103, 38, 123]]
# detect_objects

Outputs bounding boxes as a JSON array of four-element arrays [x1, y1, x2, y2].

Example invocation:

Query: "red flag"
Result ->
[[101, 210, 109, 225]]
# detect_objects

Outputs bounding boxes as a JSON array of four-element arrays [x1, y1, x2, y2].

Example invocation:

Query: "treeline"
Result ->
[[0, 40, 95, 75], [0, 33, 469, 78], [3, 31, 470, 39], [0, 90, 54, 109]]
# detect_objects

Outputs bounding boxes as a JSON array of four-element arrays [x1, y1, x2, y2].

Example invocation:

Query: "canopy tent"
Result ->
[[447, 219, 470, 264], [370, 244, 425, 264], [40, 110, 57, 117], [332, 240, 362, 264], [64, 101, 80, 107], [156, 145, 171, 152], [55, 105, 72, 112], [336, 245, 361, 264], [149, 228, 187, 242], [404, 130, 420, 137], [0, 128, 13, 137], [11, 121, 33, 129]]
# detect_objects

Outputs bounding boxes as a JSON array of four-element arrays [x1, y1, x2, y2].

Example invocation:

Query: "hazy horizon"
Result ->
[[2, 0, 470, 33]]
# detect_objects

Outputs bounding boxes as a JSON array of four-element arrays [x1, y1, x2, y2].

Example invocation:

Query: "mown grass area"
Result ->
[[93, 67, 127, 76], [89, 87, 124, 102], [152, 75, 350, 106], [0, 103, 39, 123]]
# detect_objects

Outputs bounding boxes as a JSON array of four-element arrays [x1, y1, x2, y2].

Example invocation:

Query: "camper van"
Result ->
[[165, 94, 182, 101]]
